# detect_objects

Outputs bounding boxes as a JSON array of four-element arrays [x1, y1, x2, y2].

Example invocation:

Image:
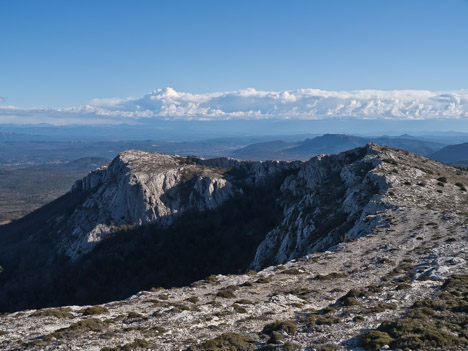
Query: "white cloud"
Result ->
[[1, 87, 468, 124]]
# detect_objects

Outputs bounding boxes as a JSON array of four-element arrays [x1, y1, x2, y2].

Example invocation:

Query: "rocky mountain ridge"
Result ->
[[56, 144, 391, 266], [64, 150, 301, 259], [0, 144, 467, 350]]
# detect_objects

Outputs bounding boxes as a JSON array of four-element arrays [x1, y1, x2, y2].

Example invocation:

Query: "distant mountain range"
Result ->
[[231, 134, 447, 161], [429, 142, 468, 165]]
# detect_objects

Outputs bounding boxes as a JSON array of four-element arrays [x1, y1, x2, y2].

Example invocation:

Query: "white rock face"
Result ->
[[251, 144, 390, 269], [61, 150, 300, 259], [62, 151, 234, 258], [56, 144, 432, 269]]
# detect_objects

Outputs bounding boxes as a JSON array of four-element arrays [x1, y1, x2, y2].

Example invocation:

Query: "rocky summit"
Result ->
[[0, 144, 467, 350]]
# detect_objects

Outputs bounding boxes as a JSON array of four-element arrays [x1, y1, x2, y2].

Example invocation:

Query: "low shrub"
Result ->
[[187, 332, 257, 351], [31, 308, 73, 319], [359, 330, 392, 350], [80, 306, 109, 316], [262, 321, 297, 336]]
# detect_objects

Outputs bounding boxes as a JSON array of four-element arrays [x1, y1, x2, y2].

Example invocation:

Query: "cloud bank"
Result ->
[[1, 87, 468, 124]]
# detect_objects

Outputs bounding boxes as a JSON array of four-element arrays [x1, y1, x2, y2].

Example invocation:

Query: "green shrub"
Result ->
[[126, 312, 143, 319], [186, 296, 199, 304], [395, 283, 411, 290], [368, 303, 397, 313], [187, 332, 257, 351], [262, 321, 298, 335], [31, 308, 73, 319], [359, 331, 392, 350], [268, 331, 285, 343], [339, 296, 361, 306], [378, 318, 466, 349], [101, 338, 149, 351], [362, 275, 468, 350], [232, 304, 248, 314], [80, 306, 109, 316], [216, 289, 236, 299], [205, 275, 219, 283], [314, 272, 347, 280], [316, 316, 341, 325], [45, 318, 108, 340], [320, 306, 337, 314]]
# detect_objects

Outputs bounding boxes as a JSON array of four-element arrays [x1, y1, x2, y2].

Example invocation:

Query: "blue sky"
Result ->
[[1, 0, 467, 110]]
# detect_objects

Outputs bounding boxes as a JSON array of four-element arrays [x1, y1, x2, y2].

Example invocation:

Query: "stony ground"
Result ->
[[0, 146, 467, 350]]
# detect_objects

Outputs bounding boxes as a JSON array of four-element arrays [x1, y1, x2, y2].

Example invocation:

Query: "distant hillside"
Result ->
[[286, 134, 368, 157], [231, 134, 446, 161], [232, 140, 293, 160], [429, 142, 468, 165]]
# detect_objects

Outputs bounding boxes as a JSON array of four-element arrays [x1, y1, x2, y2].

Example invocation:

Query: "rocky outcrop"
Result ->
[[61, 150, 301, 259], [251, 144, 390, 269], [55, 145, 397, 262]]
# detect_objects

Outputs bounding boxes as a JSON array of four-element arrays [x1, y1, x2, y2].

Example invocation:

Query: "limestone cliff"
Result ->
[[62, 150, 301, 259], [56, 145, 395, 263], [251, 144, 390, 269]]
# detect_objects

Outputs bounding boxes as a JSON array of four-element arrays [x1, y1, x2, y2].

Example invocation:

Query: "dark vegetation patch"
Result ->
[[437, 176, 447, 183], [186, 332, 257, 351], [314, 272, 347, 280], [262, 321, 298, 336], [232, 304, 248, 314], [80, 306, 109, 316], [268, 330, 284, 343], [44, 318, 109, 341], [307, 314, 342, 327], [336, 288, 370, 307], [30, 307, 73, 319], [101, 338, 149, 351], [216, 287, 236, 299], [359, 331, 392, 350], [186, 296, 199, 304], [360, 275, 468, 350], [0, 173, 289, 312], [126, 312, 144, 320]]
